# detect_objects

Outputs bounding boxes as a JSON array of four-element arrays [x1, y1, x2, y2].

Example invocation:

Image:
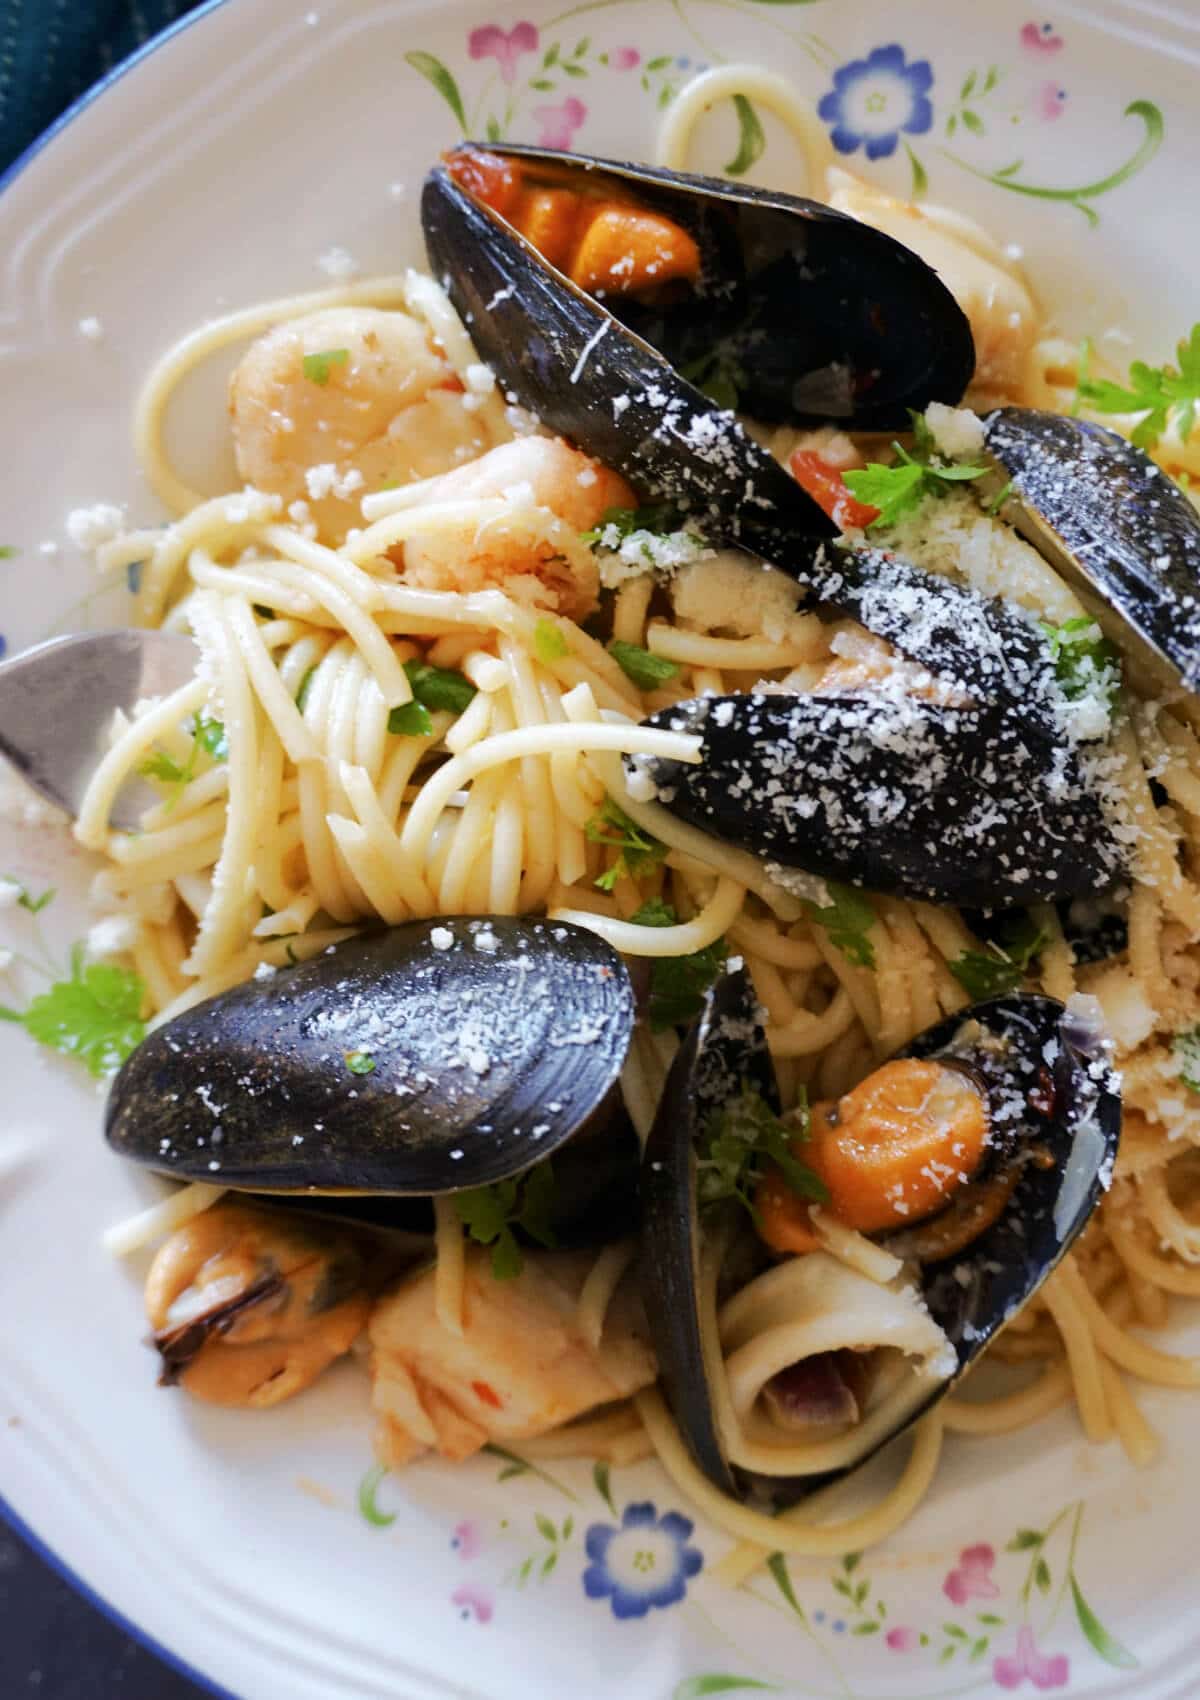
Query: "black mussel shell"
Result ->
[[449, 144, 974, 430], [640, 965, 777, 1495], [898, 993, 1122, 1372], [265, 1086, 642, 1249], [422, 156, 831, 549], [986, 408, 1200, 691], [106, 919, 635, 1195], [640, 976, 1121, 1501], [633, 690, 1124, 907]]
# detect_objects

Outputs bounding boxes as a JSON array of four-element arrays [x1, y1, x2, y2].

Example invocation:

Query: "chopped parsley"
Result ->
[[302, 347, 350, 386], [534, 617, 569, 663], [1039, 616, 1121, 708], [697, 1084, 827, 1222], [0, 947, 145, 1078], [404, 658, 476, 714], [581, 502, 682, 547], [138, 714, 228, 799], [192, 714, 228, 760], [1076, 323, 1200, 449], [629, 898, 727, 1029], [344, 1049, 376, 1075], [842, 410, 989, 529], [952, 914, 1047, 1001], [586, 799, 667, 891], [454, 1161, 557, 1281], [1173, 1027, 1200, 1093], [804, 881, 877, 970], [608, 639, 680, 691], [679, 346, 746, 412], [387, 700, 434, 737]]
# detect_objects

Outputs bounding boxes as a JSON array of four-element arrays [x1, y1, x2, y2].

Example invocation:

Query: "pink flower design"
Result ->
[[1021, 21, 1064, 53], [943, 1544, 1001, 1606], [1033, 81, 1069, 120], [611, 46, 640, 71], [451, 1519, 482, 1560], [886, 1627, 920, 1652], [993, 1626, 1070, 1690], [534, 96, 587, 149], [469, 21, 539, 84], [451, 1583, 494, 1623]]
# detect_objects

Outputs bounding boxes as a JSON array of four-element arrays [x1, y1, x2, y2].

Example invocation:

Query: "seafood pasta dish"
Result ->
[[32, 73, 1200, 1580]]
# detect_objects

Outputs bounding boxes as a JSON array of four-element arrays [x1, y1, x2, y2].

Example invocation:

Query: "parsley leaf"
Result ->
[[0, 946, 145, 1077], [404, 658, 476, 714], [581, 503, 683, 547], [302, 347, 350, 386], [534, 617, 570, 663], [387, 700, 434, 737], [344, 1049, 376, 1075], [586, 799, 666, 891], [804, 881, 877, 970], [454, 1161, 558, 1281], [697, 1084, 827, 1222], [952, 914, 1047, 1001], [1077, 323, 1200, 449], [1174, 1027, 1200, 1092], [843, 412, 989, 530], [1039, 615, 1121, 708], [192, 714, 228, 761], [139, 749, 189, 785], [138, 713, 228, 799], [628, 898, 728, 1029], [608, 639, 680, 690]]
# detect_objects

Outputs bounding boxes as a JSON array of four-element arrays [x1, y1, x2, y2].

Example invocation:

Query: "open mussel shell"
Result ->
[[445, 143, 974, 430], [633, 690, 1124, 907], [640, 974, 1121, 1503], [986, 407, 1200, 691], [106, 918, 635, 1195], [640, 965, 778, 1496], [421, 154, 829, 549], [897, 993, 1121, 1371]]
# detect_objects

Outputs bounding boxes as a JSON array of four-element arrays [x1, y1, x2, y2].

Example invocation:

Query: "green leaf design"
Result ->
[[404, 51, 467, 131], [905, 142, 928, 199], [947, 113, 958, 138], [541, 1550, 559, 1578], [765, 1554, 806, 1623], [960, 71, 977, 100], [944, 1623, 968, 1640], [726, 95, 766, 177], [562, 1516, 574, 1542], [1008, 1529, 1044, 1551], [970, 1637, 990, 1662], [536, 1513, 558, 1544], [357, 1463, 397, 1528], [1070, 1575, 1139, 1669], [994, 158, 1024, 178], [592, 1462, 616, 1516], [842, 1551, 861, 1574], [485, 115, 502, 142], [962, 109, 985, 136], [851, 1622, 879, 1636], [1034, 1558, 1052, 1593], [531, 77, 555, 92], [498, 1464, 527, 1481], [673, 1680, 774, 1700]]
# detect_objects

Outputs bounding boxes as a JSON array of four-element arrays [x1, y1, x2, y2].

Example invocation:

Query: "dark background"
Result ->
[[2, 6, 227, 1696]]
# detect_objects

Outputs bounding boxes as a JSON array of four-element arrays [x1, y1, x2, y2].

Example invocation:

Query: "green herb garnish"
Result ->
[[1039, 615, 1121, 707], [192, 714, 228, 760], [581, 503, 683, 547], [1076, 323, 1200, 448], [608, 639, 680, 691], [1173, 1027, 1200, 1092], [138, 714, 228, 799], [804, 881, 877, 970], [843, 410, 989, 529], [295, 665, 317, 713], [344, 1049, 376, 1075], [679, 346, 746, 412], [454, 1161, 557, 1281], [629, 898, 728, 1028], [0, 946, 145, 1078], [951, 914, 1048, 1001], [302, 347, 350, 386], [697, 1084, 827, 1222], [534, 617, 569, 663], [585, 799, 666, 891], [404, 658, 476, 714], [387, 700, 434, 737]]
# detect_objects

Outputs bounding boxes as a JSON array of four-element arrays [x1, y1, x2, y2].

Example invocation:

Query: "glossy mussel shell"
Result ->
[[986, 407, 1200, 692], [640, 973, 1121, 1499], [106, 918, 635, 1195], [441, 144, 975, 430]]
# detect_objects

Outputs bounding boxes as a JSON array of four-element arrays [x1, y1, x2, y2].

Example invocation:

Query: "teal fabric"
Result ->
[[0, 0, 202, 172]]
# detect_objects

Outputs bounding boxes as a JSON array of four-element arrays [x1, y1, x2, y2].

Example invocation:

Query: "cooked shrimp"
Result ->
[[396, 436, 636, 623], [367, 1248, 655, 1466], [228, 306, 493, 539], [824, 168, 1038, 407], [145, 1201, 371, 1407]]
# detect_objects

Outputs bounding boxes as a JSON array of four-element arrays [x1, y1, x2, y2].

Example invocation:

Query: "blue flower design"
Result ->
[[818, 43, 934, 160], [582, 1502, 703, 1619]]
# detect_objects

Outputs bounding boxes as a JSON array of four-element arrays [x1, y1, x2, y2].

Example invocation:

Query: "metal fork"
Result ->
[[0, 631, 199, 829]]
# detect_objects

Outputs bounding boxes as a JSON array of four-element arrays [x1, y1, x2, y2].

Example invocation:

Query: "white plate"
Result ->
[[2, 1, 1199, 1695]]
